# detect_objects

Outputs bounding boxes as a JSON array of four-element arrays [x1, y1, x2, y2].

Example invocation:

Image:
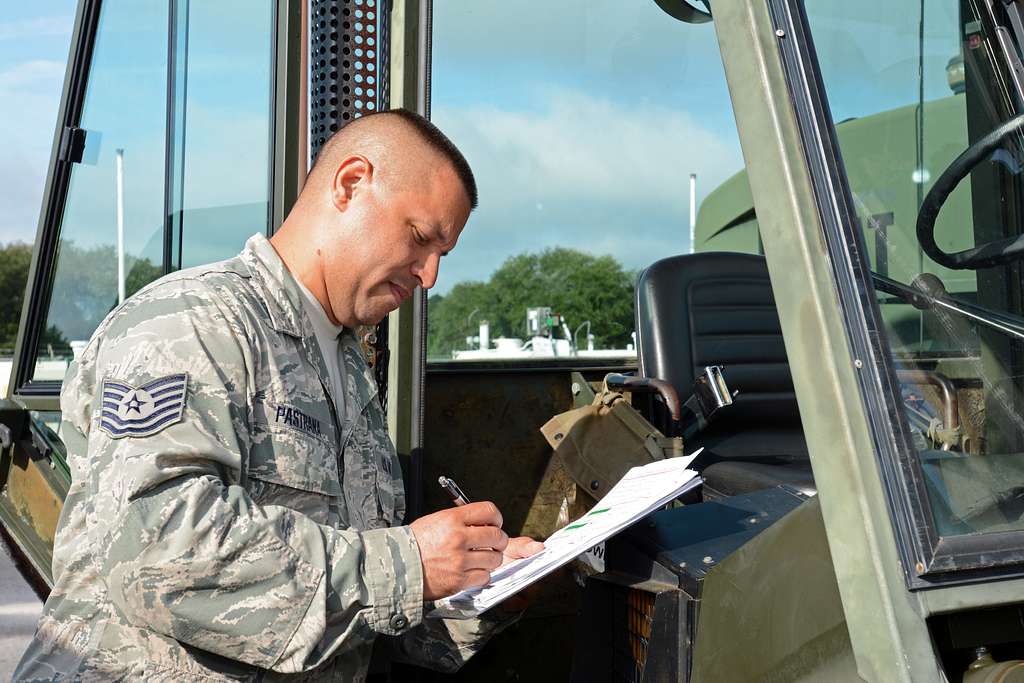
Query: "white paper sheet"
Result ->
[[428, 450, 703, 619]]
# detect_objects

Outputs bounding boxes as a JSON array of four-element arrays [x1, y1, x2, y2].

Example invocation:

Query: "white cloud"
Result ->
[[0, 59, 64, 90], [0, 61, 67, 244], [0, 16, 73, 42], [437, 90, 741, 208], [430, 90, 744, 293]]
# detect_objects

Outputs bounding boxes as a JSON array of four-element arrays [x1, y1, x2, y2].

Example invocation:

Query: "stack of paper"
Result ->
[[429, 450, 703, 619]]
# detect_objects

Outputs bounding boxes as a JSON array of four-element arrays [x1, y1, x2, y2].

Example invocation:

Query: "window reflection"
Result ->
[[171, 0, 274, 269], [34, 0, 168, 380], [30, 0, 275, 383]]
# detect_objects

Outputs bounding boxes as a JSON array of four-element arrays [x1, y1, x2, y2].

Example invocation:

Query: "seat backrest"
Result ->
[[635, 252, 806, 460]]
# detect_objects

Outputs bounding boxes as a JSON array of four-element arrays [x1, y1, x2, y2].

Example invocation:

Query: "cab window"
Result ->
[[426, 0, 746, 364], [805, 0, 1024, 573], [26, 0, 274, 386]]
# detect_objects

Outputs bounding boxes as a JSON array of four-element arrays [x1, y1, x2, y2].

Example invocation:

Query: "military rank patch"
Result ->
[[99, 374, 188, 439]]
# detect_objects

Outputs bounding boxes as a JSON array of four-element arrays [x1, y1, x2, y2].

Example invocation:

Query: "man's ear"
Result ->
[[330, 154, 373, 212]]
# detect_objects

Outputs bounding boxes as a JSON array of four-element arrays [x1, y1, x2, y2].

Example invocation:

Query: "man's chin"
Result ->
[[356, 306, 399, 328]]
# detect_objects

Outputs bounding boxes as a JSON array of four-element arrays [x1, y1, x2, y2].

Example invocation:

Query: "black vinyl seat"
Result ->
[[634, 252, 815, 499]]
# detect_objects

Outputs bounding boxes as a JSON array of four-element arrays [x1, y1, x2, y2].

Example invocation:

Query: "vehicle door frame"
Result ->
[[713, 0, 1024, 679]]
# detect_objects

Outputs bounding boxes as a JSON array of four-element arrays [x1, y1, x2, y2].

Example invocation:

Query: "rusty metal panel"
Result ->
[[423, 370, 575, 537]]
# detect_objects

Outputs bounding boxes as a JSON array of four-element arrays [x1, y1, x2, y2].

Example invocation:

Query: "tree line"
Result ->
[[1, 241, 636, 362], [0, 241, 161, 356], [428, 247, 636, 359]]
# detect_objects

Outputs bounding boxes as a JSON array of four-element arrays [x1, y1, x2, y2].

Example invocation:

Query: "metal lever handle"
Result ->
[[604, 374, 683, 422]]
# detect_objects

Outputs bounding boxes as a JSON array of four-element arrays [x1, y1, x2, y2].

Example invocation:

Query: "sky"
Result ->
[[0, 0, 967, 302], [427, 0, 963, 296], [429, 0, 745, 295], [0, 4, 76, 246]]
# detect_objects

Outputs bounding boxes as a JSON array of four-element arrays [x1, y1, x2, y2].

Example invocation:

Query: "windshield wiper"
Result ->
[[872, 272, 1024, 341]]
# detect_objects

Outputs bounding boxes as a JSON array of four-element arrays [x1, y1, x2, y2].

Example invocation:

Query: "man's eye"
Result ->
[[413, 228, 428, 245]]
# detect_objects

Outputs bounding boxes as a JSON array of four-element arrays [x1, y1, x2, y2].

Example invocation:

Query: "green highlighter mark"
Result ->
[[587, 508, 611, 516], [565, 522, 589, 530]]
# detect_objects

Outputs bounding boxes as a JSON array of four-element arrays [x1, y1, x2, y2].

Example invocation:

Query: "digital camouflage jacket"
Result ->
[[15, 234, 506, 682]]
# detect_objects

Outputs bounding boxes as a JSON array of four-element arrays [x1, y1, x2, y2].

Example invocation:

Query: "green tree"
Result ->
[[427, 280, 493, 358], [428, 248, 635, 359], [0, 242, 66, 354], [0, 242, 34, 353], [46, 240, 164, 346], [0, 240, 164, 358]]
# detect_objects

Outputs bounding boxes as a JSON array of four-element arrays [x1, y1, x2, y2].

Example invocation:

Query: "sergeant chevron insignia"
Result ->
[[98, 373, 188, 439]]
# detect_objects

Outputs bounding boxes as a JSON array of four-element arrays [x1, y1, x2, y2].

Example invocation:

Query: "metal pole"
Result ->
[[689, 173, 697, 253], [116, 148, 126, 304]]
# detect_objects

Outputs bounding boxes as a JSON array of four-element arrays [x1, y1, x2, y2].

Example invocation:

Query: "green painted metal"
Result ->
[[270, 0, 304, 233], [385, 0, 427, 456], [0, 407, 71, 589], [711, 0, 940, 679], [692, 496, 859, 681]]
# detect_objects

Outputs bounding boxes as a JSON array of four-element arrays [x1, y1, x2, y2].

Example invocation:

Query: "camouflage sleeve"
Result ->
[[81, 278, 425, 673], [378, 608, 521, 673]]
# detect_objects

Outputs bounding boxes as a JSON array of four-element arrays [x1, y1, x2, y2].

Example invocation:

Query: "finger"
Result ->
[[465, 548, 504, 571], [505, 537, 545, 559], [464, 569, 492, 590], [457, 501, 503, 528], [464, 525, 508, 551]]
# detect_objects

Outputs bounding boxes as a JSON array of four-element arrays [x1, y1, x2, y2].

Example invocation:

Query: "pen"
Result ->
[[438, 475, 471, 506]]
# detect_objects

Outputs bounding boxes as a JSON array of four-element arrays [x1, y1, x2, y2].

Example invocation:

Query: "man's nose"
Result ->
[[414, 252, 441, 290]]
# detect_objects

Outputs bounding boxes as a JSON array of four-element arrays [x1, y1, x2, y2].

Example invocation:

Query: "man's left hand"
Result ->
[[494, 536, 545, 614], [500, 536, 544, 567]]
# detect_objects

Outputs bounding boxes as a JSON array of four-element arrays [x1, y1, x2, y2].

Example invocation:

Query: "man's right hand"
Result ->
[[409, 501, 508, 600]]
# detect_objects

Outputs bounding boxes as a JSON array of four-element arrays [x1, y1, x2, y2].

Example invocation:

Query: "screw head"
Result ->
[[554, 432, 563, 441], [571, 382, 581, 395], [703, 555, 714, 565], [775, 28, 786, 37], [854, 359, 864, 369], [590, 480, 600, 491]]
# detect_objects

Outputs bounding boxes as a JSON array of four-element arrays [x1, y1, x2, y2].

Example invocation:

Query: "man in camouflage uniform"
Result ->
[[15, 110, 542, 681]]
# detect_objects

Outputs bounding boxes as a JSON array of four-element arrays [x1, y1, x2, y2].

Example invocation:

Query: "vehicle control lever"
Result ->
[[677, 365, 735, 440], [605, 365, 734, 439]]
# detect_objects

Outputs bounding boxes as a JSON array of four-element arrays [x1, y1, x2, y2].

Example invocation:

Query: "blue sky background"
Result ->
[[430, 0, 745, 295], [1, 0, 965, 298], [428, 0, 964, 296], [0, 4, 75, 245]]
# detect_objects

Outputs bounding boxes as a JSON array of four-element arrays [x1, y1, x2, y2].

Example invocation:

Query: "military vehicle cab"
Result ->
[[5, 0, 1024, 680]]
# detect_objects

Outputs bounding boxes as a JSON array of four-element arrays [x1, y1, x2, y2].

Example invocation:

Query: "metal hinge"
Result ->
[[58, 126, 87, 164]]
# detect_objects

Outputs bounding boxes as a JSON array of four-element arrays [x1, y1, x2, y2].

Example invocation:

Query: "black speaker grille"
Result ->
[[309, 0, 390, 162]]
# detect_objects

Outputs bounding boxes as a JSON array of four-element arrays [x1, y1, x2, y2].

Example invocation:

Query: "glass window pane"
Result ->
[[171, 0, 275, 268], [427, 1, 745, 362], [33, 0, 169, 381], [806, 1, 1024, 538], [30, 0, 276, 384]]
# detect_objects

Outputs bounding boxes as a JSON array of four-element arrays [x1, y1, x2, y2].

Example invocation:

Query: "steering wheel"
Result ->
[[916, 113, 1024, 270]]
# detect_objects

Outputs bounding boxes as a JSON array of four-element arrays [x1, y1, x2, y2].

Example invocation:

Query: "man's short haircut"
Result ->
[[310, 108, 478, 210]]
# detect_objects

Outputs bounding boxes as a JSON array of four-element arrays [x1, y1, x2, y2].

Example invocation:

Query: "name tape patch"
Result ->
[[274, 404, 323, 437], [99, 374, 188, 439]]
